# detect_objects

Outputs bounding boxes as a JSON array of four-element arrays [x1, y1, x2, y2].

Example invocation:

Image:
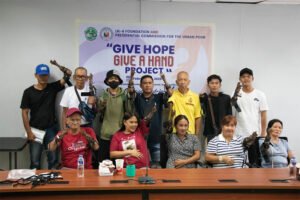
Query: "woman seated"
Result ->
[[49, 108, 99, 169], [205, 115, 245, 168], [166, 115, 200, 168], [110, 111, 154, 169], [259, 119, 294, 168]]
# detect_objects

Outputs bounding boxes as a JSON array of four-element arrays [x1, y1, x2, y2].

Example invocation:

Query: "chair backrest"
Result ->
[[247, 136, 288, 168]]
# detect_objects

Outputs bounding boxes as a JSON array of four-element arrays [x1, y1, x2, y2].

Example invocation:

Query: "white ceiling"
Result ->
[[145, 0, 300, 5]]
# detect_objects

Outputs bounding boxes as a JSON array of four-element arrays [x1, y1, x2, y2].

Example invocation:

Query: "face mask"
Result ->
[[108, 81, 120, 89]]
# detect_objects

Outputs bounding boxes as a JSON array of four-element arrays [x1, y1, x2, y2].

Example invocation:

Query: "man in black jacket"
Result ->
[[200, 74, 232, 143]]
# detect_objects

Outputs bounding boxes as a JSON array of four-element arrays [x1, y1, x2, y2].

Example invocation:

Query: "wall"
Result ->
[[0, 0, 299, 169]]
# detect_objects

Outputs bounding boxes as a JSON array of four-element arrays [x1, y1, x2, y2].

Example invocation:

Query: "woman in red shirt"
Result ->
[[110, 110, 155, 169]]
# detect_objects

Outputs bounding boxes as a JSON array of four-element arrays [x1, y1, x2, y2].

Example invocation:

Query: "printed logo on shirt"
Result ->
[[121, 139, 137, 151], [254, 98, 260, 102], [67, 140, 86, 151], [186, 97, 195, 106]]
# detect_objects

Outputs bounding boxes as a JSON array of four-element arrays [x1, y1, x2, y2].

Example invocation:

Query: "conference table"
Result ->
[[1, 168, 300, 200]]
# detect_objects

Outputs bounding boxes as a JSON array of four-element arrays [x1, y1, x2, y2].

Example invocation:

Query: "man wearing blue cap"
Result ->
[[20, 63, 72, 169]]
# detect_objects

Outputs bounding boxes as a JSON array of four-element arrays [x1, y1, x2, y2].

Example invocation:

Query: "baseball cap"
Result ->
[[66, 108, 82, 117], [104, 69, 123, 85], [35, 64, 50, 75], [239, 68, 253, 77]]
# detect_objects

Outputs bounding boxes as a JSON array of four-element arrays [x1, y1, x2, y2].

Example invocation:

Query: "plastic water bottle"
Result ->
[[77, 155, 84, 177], [289, 157, 296, 179]]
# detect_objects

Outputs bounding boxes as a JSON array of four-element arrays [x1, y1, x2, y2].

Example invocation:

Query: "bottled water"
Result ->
[[77, 155, 84, 177], [289, 157, 296, 179]]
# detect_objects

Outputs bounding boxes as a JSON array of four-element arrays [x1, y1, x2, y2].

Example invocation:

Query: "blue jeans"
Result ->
[[29, 124, 59, 169], [148, 142, 160, 163]]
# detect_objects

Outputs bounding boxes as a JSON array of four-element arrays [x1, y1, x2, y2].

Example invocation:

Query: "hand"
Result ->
[[56, 130, 67, 143], [174, 159, 187, 168], [99, 99, 107, 110], [65, 68, 72, 76], [164, 109, 175, 134], [88, 96, 96, 105], [27, 131, 36, 141], [129, 149, 143, 159], [223, 156, 234, 165], [144, 104, 157, 122]]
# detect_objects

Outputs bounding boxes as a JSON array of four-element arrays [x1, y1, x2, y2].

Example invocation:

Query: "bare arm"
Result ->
[[195, 117, 201, 136], [21, 109, 35, 141], [61, 107, 68, 130], [48, 138, 59, 151], [205, 153, 234, 165], [110, 149, 143, 159], [174, 150, 200, 168], [81, 130, 99, 151], [288, 150, 294, 160], [160, 73, 173, 96], [260, 111, 267, 137], [48, 130, 67, 151]]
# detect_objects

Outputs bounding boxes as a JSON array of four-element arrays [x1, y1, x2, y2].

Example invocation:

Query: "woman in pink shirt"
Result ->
[[110, 109, 155, 169]]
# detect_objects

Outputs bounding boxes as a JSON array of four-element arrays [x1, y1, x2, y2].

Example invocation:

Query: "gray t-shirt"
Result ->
[[259, 138, 290, 168]]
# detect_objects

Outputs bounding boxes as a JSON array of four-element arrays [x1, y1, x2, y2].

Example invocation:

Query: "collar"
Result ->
[[175, 133, 189, 141], [176, 88, 191, 96], [219, 133, 237, 141], [141, 93, 154, 101]]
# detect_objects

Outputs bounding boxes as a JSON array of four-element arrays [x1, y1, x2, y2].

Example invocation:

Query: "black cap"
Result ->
[[104, 69, 123, 85], [239, 68, 253, 77]]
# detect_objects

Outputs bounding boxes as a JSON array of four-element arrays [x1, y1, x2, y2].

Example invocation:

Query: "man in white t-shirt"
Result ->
[[233, 68, 268, 137], [60, 67, 96, 129]]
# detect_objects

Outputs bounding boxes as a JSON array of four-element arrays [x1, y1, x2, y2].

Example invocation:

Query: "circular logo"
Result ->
[[100, 27, 114, 41], [84, 27, 97, 41]]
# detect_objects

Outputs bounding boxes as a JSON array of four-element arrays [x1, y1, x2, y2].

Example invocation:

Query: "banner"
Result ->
[[79, 24, 213, 93]]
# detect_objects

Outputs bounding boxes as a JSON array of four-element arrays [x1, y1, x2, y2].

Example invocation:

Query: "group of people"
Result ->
[[20, 63, 294, 170]]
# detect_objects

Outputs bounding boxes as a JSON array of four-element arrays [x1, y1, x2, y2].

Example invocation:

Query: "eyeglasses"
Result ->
[[75, 75, 87, 80]]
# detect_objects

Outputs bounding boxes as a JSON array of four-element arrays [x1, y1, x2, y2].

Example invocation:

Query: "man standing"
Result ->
[[98, 70, 132, 162], [200, 74, 232, 142], [134, 74, 172, 168], [234, 68, 268, 137], [21, 63, 71, 169], [168, 71, 202, 136], [60, 67, 96, 129]]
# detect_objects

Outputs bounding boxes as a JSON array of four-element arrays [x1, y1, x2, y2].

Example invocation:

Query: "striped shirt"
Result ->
[[207, 134, 245, 168]]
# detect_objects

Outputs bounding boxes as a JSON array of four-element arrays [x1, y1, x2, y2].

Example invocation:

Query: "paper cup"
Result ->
[[115, 159, 124, 174]]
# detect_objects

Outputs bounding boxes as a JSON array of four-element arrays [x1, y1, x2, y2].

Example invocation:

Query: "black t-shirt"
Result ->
[[200, 93, 232, 137], [134, 93, 164, 144], [20, 81, 64, 130]]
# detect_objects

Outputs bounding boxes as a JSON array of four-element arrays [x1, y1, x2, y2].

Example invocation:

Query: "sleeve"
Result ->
[[192, 136, 201, 151], [60, 87, 70, 107], [194, 95, 202, 118], [206, 139, 217, 154], [167, 92, 175, 104], [259, 91, 269, 111], [110, 134, 120, 152], [51, 80, 65, 93], [283, 139, 291, 151], [20, 89, 30, 109], [86, 128, 97, 140], [226, 95, 233, 115]]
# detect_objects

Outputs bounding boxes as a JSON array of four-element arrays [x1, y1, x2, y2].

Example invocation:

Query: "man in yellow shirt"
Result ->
[[168, 71, 202, 135]]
